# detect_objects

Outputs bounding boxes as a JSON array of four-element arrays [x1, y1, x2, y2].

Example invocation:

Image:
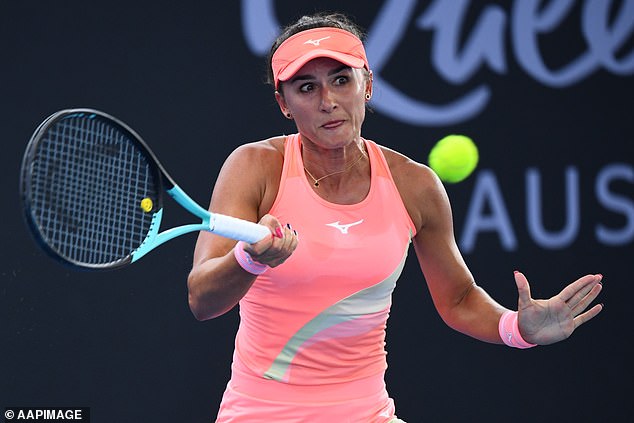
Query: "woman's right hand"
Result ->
[[244, 214, 299, 268]]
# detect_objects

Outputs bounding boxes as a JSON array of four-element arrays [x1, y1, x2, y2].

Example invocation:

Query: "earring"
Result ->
[[286, 112, 292, 119], [365, 93, 371, 101]]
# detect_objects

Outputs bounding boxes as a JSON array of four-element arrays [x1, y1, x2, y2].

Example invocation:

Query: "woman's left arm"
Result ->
[[393, 155, 603, 345]]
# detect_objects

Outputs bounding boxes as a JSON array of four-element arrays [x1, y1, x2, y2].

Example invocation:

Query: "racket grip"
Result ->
[[210, 213, 271, 244]]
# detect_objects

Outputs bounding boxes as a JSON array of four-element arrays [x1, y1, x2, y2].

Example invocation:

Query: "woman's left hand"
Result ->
[[514, 271, 603, 345]]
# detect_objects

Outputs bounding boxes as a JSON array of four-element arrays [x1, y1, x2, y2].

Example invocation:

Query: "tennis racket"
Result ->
[[20, 108, 271, 270]]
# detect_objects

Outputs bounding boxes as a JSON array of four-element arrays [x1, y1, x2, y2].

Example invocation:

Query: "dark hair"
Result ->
[[265, 12, 366, 90]]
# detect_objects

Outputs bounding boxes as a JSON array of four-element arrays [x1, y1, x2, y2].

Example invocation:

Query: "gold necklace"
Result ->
[[303, 149, 367, 188]]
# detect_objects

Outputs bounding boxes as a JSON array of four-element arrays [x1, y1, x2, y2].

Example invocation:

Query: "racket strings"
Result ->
[[29, 117, 158, 265]]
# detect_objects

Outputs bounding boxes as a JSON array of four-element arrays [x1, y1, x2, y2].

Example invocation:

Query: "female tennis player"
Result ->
[[187, 12, 603, 422]]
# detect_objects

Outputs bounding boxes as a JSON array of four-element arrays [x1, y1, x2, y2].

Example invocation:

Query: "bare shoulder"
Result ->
[[379, 145, 435, 183], [215, 136, 286, 217], [218, 136, 285, 186], [378, 144, 450, 232], [226, 136, 285, 165]]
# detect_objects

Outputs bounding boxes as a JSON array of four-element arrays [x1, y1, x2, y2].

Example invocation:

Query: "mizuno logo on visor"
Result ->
[[303, 36, 331, 46]]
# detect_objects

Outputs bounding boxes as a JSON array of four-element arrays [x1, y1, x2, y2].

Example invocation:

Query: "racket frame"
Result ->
[[20, 108, 269, 270]]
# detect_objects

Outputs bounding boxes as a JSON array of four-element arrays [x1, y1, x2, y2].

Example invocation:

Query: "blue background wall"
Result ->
[[2, 1, 632, 421]]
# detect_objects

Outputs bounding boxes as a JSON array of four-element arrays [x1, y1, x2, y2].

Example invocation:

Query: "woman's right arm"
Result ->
[[187, 140, 297, 321]]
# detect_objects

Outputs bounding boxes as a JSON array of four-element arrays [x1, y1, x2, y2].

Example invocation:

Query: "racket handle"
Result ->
[[210, 213, 271, 244]]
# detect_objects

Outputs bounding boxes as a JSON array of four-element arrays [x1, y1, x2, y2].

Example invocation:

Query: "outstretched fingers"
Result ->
[[557, 274, 604, 330], [558, 274, 603, 311], [512, 271, 604, 344], [558, 274, 601, 301], [573, 302, 604, 329]]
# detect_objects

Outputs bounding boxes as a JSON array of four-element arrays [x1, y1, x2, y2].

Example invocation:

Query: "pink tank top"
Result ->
[[233, 134, 416, 386]]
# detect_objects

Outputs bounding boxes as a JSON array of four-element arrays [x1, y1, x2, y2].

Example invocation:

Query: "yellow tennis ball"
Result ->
[[428, 134, 479, 183], [140, 197, 154, 212]]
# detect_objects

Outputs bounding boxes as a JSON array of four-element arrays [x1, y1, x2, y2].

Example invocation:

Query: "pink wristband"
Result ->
[[233, 241, 268, 275], [498, 310, 537, 349]]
